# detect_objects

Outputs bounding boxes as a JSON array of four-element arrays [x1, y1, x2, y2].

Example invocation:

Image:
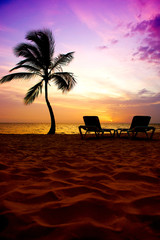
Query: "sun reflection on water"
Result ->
[[0, 123, 159, 134]]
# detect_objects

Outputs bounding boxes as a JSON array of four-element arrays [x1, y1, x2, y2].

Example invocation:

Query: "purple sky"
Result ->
[[0, 0, 160, 123]]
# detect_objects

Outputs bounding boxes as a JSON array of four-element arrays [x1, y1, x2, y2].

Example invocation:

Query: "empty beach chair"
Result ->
[[79, 116, 115, 139], [117, 116, 155, 139]]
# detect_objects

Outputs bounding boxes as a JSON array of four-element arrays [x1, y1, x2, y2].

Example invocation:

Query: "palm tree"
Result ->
[[0, 29, 76, 134]]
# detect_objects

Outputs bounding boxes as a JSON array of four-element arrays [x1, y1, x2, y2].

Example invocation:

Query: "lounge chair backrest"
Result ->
[[83, 116, 101, 129], [130, 116, 151, 129]]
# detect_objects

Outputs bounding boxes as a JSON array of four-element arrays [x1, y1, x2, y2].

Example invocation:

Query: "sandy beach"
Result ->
[[0, 133, 160, 240]]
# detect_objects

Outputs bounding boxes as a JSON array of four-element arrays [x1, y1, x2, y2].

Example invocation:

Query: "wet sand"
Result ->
[[0, 133, 160, 240]]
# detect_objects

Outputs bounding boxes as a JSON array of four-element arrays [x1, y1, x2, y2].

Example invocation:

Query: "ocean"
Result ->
[[0, 123, 159, 134]]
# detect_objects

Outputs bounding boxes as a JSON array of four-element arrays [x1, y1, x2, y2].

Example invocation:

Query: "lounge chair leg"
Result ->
[[120, 130, 122, 137], [95, 131, 100, 138], [145, 131, 149, 139], [84, 130, 89, 138], [79, 126, 83, 139], [117, 130, 121, 137], [134, 132, 138, 138], [150, 128, 155, 139], [110, 130, 115, 137]]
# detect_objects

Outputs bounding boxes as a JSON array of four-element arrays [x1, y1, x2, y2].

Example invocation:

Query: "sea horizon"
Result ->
[[0, 122, 160, 134]]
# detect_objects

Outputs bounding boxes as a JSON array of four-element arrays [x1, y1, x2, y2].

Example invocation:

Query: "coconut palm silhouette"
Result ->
[[0, 29, 76, 134]]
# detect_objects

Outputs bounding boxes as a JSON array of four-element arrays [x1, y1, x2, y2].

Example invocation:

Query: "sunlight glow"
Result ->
[[0, 0, 160, 123]]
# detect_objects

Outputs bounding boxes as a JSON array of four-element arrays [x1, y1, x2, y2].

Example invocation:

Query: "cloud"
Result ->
[[97, 45, 108, 50], [110, 39, 118, 45], [131, 14, 160, 63], [128, 91, 160, 105], [131, 13, 160, 36], [138, 88, 153, 96], [66, 0, 126, 45], [0, 24, 16, 33], [128, 0, 160, 21], [1, 83, 160, 123], [84, 89, 160, 122], [97, 39, 118, 51]]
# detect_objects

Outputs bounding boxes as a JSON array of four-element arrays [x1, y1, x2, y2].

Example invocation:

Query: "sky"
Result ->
[[0, 0, 160, 124]]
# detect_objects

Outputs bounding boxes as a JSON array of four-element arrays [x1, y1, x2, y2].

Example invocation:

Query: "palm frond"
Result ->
[[24, 80, 43, 105], [26, 29, 55, 66], [14, 43, 43, 69], [14, 43, 40, 59], [49, 63, 63, 73], [51, 72, 76, 92], [0, 72, 36, 84], [14, 59, 31, 66], [51, 52, 74, 72], [10, 64, 42, 76], [15, 59, 42, 70]]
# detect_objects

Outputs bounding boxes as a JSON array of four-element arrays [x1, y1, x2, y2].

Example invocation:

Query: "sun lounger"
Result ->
[[79, 116, 115, 139], [117, 116, 155, 139]]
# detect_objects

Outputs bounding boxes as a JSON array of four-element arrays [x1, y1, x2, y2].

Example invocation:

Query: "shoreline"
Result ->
[[0, 122, 159, 135], [0, 132, 160, 136]]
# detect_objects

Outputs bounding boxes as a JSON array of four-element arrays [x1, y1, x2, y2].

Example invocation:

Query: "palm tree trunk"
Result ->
[[45, 80, 56, 134]]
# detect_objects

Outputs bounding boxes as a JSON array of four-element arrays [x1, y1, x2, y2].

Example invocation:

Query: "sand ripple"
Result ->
[[0, 134, 160, 239]]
